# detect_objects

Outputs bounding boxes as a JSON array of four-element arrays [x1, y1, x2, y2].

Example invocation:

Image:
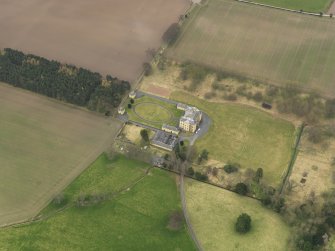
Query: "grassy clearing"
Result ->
[[126, 95, 183, 128], [168, 0, 335, 97], [172, 91, 296, 187], [252, 0, 333, 12], [185, 178, 291, 251], [0, 154, 196, 251], [287, 131, 335, 202], [0, 83, 122, 226]]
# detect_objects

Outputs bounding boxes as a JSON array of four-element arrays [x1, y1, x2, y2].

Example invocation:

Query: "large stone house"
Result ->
[[177, 103, 202, 133]]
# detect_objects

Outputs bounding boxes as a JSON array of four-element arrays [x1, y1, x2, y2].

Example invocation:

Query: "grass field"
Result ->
[[168, 0, 335, 97], [127, 95, 184, 128], [172, 92, 296, 187], [185, 178, 291, 251], [0, 154, 196, 251], [0, 83, 122, 226], [253, 0, 333, 12]]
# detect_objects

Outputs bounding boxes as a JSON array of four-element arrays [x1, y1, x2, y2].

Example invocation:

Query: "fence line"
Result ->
[[236, 0, 334, 17]]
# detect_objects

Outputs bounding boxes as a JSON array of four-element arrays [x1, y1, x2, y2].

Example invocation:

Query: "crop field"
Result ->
[[127, 95, 184, 129], [0, 0, 189, 82], [185, 178, 291, 251], [172, 92, 296, 187], [0, 154, 196, 251], [253, 0, 333, 12], [0, 83, 122, 226], [168, 0, 335, 97]]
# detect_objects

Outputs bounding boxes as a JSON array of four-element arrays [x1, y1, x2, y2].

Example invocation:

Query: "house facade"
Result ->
[[177, 104, 202, 133]]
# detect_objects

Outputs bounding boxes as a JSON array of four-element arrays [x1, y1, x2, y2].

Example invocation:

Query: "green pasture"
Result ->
[[185, 178, 291, 251], [127, 95, 183, 128], [172, 92, 296, 187], [168, 0, 335, 97], [252, 0, 333, 12], [0, 154, 196, 251]]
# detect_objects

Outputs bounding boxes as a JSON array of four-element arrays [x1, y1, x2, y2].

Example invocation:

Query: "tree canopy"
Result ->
[[235, 213, 252, 233], [0, 48, 130, 112]]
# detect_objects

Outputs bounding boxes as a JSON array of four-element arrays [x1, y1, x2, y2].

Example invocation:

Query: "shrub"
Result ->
[[143, 62, 153, 76], [325, 99, 335, 118], [194, 172, 208, 181], [307, 126, 323, 144], [167, 211, 184, 231], [252, 91, 263, 102], [130, 99, 134, 104], [162, 23, 180, 45], [204, 92, 216, 99], [254, 168, 263, 183], [266, 86, 278, 97], [223, 93, 237, 101], [52, 193, 67, 207], [140, 129, 149, 142], [128, 103, 132, 109], [326, 216, 335, 229], [235, 183, 248, 195], [223, 163, 239, 173], [235, 213, 252, 233], [187, 167, 195, 176]]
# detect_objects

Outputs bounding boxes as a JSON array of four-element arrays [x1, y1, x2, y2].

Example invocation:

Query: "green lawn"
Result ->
[[185, 178, 291, 251], [172, 92, 296, 187], [0, 154, 196, 251], [127, 95, 183, 129], [252, 0, 333, 12], [168, 0, 335, 97]]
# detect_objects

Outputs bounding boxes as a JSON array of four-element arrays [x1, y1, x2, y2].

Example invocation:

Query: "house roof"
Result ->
[[180, 106, 202, 125]]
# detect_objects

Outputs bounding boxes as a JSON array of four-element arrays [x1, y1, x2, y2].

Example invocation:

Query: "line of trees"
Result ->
[[0, 48, 130, 112]]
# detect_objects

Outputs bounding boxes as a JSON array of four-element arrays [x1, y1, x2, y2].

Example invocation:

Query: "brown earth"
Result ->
[[0, 0, 190, 82]]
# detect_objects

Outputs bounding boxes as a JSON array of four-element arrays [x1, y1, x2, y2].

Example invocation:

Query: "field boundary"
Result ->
[[279, 123, 306, 194], [236, 0, 335, 16], [1, 165, 152, 230]]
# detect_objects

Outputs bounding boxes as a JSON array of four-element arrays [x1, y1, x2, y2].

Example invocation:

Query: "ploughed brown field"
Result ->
[[0, 0, 189, 82]]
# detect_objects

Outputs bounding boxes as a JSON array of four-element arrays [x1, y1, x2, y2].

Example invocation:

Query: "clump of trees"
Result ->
[[52, 193, 67, 207], [194, 171, 208, 181], [140, 129, 149, 142], [180, 63, 210, 91], [197, 149, 209, 164], [162, 23, 181, 45], [223, 163, 240, 173], [235, 182, 248, 195], [0, 48, 130, 112], [235, 213, 252, 233], [143, 62, 152, 76]]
